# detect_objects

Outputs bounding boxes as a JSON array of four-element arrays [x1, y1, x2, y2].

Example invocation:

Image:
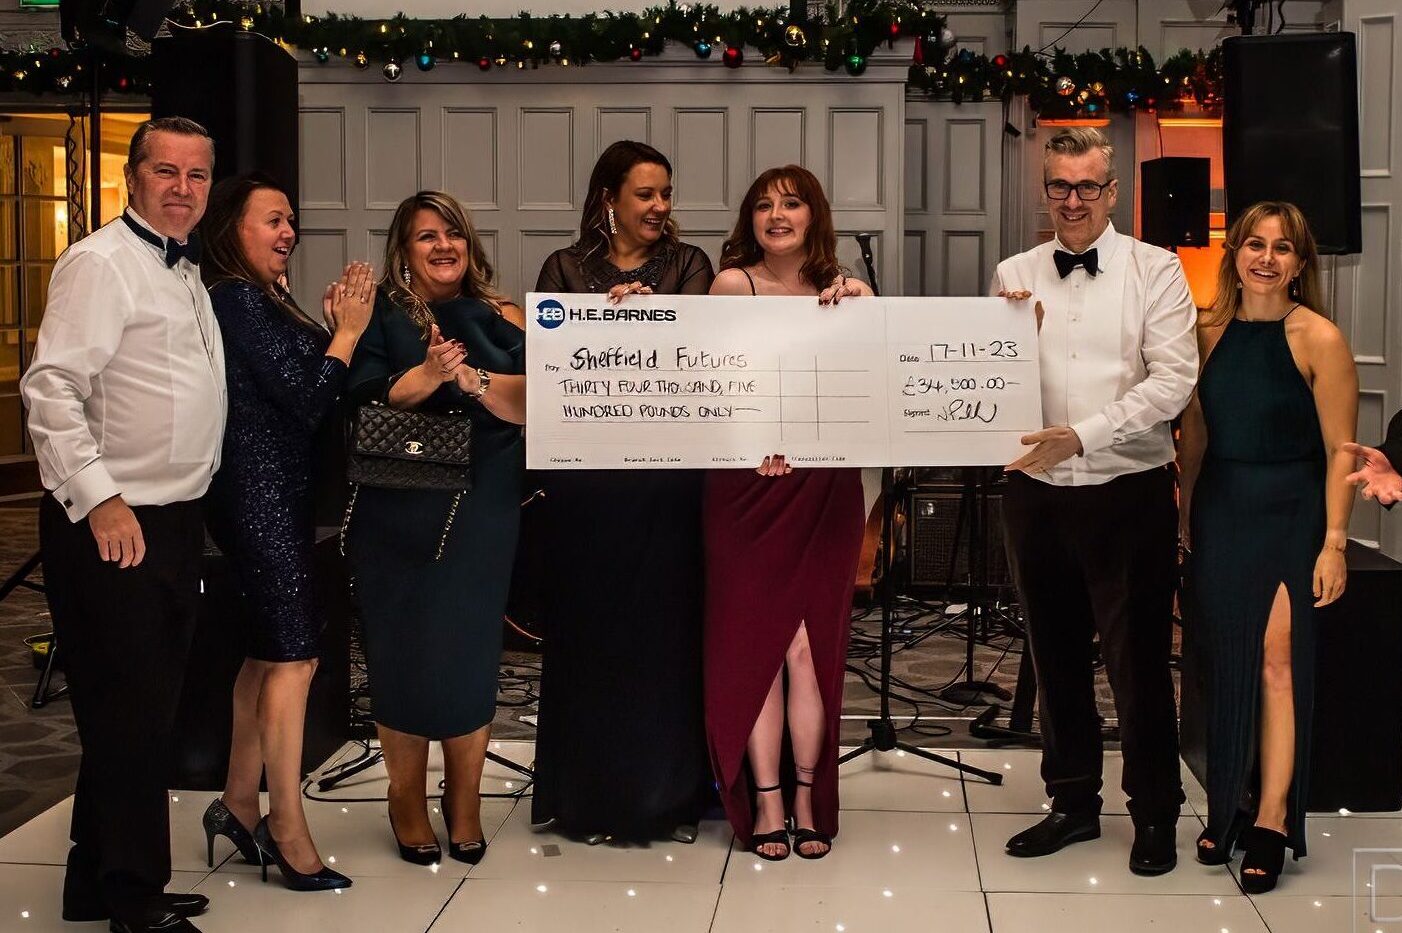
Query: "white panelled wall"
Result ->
[[293, 55, 907, 306]]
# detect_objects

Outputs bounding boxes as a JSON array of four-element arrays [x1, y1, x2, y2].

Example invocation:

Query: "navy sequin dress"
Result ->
[[206, 280, 347, 662]]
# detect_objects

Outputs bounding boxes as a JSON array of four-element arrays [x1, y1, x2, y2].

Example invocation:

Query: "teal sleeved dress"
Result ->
[[344, 293, 525, 739]]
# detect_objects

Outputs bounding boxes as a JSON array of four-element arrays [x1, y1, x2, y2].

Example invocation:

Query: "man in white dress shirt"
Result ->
[[990, 127, 1197, 876], [21, 117, 224, 933]]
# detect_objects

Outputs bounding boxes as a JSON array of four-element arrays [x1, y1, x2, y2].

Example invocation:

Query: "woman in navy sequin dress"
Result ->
[[200, 174, 373, 889]]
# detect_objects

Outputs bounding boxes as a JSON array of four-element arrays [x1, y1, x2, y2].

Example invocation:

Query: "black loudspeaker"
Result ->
[[906, 487, 1010, 589], [1181, 542, 1402, 814], [150, 24, 299, 210], [1223, 33, 1362, 255], [171, 529, 351, 790], [1140, 157, 1210, 249]]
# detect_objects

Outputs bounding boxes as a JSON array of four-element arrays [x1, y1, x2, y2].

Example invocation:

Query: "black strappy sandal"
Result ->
[[1239, 825, 1288, 893], [1196, 809, 1250, 865], [749, 784, 791, 861], [792, 770, 832, 860]]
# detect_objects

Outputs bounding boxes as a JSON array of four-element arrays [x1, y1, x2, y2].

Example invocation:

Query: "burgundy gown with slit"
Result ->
[[702, 467, 865, 846]]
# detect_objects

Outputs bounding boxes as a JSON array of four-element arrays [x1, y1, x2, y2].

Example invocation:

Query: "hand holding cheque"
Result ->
[[525, 292, 1044, 469]]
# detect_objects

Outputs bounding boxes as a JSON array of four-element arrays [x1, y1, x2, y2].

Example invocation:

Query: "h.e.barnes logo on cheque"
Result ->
[[535, 296, 678, 328]]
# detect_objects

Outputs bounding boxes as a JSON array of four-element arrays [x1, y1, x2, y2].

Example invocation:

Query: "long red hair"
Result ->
[[720, 165, 840, 290]]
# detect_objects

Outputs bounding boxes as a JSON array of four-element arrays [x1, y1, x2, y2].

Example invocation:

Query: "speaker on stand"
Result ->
[[150, 22, 300, 210], [1223, 33, 1361, 255]]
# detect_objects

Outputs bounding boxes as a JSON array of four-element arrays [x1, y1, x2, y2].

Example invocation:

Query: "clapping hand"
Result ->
[[324, 262, 375, 338], [997, 289, 1045, 332], [423, 324, 467, 384]]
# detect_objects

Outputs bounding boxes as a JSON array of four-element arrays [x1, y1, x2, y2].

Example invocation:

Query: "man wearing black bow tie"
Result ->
[[21, 118, 224, 933], [989, 127, 1198, 876]]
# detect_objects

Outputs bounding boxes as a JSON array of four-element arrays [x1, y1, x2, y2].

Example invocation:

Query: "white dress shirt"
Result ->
[[989, 222, 1198, 486], [21, 209, 227, 521]]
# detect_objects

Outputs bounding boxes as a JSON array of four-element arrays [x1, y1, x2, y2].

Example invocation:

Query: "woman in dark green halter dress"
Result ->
[[1179, 202, 1357, 893]]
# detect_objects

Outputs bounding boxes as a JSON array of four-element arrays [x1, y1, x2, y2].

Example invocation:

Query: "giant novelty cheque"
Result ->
[[525, 293, 1043, 469]]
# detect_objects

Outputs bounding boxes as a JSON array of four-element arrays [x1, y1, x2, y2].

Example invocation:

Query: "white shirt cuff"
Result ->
[[1071, 412, 1114, 458], [53, 459, 121, 522]]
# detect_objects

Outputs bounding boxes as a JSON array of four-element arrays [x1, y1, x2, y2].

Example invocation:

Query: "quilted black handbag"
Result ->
[[340, 401, 473, 561]]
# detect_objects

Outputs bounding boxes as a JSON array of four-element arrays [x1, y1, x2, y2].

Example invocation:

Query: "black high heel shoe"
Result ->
[[440, 799, 488, 865], [791, 773, 832, 861], [252, 817, 352, 892], [201, 798, 262, 867], [749, 785, 790, 861], [1239, 825, 1289, 894], [1196, 809, 1250, 865], [389, 806, 442, 865]]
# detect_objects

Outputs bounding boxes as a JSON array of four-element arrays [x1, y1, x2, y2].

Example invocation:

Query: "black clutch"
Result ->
[[341, 401, 473, 561]]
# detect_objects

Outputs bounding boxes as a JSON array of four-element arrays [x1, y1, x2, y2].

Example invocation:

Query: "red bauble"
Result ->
[[478, 56, 491, 71], [116, 76, 130, 90], [722, 45, 743, 68], [992, 54, 1008, 68], [629, 46, 643, 62]]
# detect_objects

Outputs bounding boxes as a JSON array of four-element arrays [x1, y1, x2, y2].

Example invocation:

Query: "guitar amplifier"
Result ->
[[907, 487, 1010, 589]]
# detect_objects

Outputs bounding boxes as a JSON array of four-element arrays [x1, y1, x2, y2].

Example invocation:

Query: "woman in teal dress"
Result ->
[[345, 191, 526, 866], [1179, 201, 1357, 893]]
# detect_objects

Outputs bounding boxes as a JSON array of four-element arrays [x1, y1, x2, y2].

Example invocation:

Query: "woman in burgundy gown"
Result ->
[[704, 165, 870, 860]]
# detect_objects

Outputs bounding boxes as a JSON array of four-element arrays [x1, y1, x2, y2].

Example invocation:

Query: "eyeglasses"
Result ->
[[1045, 180, 1113, 201]]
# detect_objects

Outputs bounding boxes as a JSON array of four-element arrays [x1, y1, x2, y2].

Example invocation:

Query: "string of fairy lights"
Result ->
[[0, 1, 1225, 118]]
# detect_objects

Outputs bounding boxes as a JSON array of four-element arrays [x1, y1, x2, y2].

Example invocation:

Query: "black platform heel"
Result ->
[[1239, 826, 1288, 894], [792, 771, 832, 860], [202, 798, 262, 867], [389, 806, 442, 865], [1196, 809, 1250, 865], [252, 817, 352, 891], [749, 785, 790, 861], [441, 798, 488, 865]]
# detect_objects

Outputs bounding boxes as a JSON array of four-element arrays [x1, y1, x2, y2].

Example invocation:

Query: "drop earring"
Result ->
[[401, 263, 411, 286], [606, 206, 618, 235]]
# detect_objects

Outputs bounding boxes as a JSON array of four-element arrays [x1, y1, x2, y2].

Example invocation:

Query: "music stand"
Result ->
[[839, 467, 1002, 786], [938, 468, 1015, 706]]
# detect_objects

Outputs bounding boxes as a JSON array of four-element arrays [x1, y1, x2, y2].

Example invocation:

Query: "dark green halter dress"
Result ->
[[1190, 311, 1325, 858]]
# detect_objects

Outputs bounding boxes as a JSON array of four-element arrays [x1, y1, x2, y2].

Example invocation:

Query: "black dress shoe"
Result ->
[[1130, 823, 1178, 876], [64, 893, 210, 923], [108, 908, 202, 933], [1005, 812, 1101, 857]]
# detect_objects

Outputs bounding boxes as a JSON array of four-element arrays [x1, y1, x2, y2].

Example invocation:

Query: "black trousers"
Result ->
[[39, 494, 205, 919], [1001, 467, 1185, 825]]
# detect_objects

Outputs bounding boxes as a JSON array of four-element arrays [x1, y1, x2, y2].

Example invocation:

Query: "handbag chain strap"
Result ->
[[340, 483, 463, 563], [436, 490, 464, 561]]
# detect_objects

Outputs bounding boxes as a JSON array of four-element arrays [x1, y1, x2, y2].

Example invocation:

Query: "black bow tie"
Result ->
[[1054, 247, 1098, 279], [122, 213, 202, 268]]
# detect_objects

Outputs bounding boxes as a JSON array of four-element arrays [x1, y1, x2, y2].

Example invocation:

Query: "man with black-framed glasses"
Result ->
[[989, 126, 1198, 876]]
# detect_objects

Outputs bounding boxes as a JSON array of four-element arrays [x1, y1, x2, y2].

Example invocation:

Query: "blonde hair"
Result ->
[[379, 191, 506, 335], [1204, 201, 1325, 328], [1044, 126, 1116, 181]]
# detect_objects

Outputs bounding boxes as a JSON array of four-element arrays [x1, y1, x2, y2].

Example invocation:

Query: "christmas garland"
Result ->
[[0, 0, 1225, 117]]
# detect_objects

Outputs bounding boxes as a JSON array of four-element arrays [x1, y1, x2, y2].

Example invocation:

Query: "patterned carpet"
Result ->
[[0, 501, 1134, 839]]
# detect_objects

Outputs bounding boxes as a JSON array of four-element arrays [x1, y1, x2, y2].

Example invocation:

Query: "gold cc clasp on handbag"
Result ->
[[404, 440, 425, 455]]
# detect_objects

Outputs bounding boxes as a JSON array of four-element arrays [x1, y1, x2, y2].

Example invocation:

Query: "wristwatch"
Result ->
[[472, 367, 492, 398]]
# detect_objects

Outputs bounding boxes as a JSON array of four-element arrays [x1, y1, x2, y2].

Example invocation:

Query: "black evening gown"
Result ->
[[529, 240, 717, 838], [205, 280, 346, 662], [344, 294, 525, 739], [1191, 315, 1325, 858]]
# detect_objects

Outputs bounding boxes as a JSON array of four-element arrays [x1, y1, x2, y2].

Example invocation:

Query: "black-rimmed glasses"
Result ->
[[1045, 180, 1113, 201]]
